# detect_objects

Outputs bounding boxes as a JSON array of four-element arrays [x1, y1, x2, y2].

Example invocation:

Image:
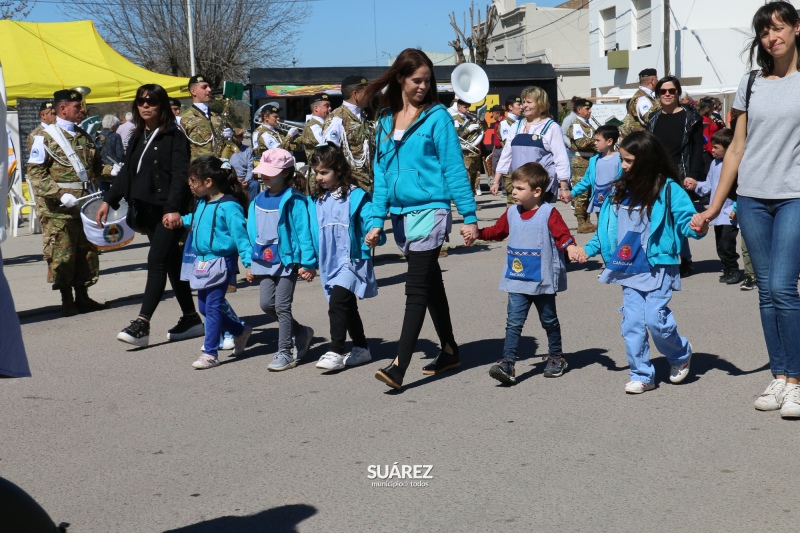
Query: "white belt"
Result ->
[[577, 151, 595, 158], [59, 182, 89, 190]]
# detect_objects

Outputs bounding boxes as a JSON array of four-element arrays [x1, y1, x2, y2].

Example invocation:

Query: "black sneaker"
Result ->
[[167, 314, 204, 341], [421, 349, 461, 375], [740, 275, 756, 291], [489, 360, 516, 385], [680, 258, 694, 277], [117, 319, 150, 347], [543, 355, 568, 378], [375, 364, 404, 389], [722, 269, 742, 285]]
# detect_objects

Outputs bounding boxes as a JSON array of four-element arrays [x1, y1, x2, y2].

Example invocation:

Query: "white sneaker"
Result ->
[[475, 188, 483, 196], [232, 325, 252, 356], [316, 351, 345, 370], [754, 378, 786, 411], [779, 383, 800, 418], [220, 335, 235, 351], [669, 344, 692, 383], [192, 354, 220, 370], [625, 380, 655, 394], [344, 346, 372, 367]]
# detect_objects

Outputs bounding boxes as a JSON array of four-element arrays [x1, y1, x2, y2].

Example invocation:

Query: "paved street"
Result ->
[[1, 194, 795, 532]]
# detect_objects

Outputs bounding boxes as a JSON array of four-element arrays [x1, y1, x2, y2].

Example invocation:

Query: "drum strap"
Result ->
[[43, 124, 88, 182]]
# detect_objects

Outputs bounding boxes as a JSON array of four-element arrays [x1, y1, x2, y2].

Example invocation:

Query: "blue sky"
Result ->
[[22, 0, 565, 67]]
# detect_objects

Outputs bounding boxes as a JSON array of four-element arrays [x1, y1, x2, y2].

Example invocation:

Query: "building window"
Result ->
[[633, 0, 652, 49], [601, 7, 617, 55]]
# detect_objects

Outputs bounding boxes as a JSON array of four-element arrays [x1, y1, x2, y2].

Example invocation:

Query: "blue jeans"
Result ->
[[502, 292, 561, 362], [737, 196, 800, 379], [620, 276, 690, 384], [198, 283, 245, 357]]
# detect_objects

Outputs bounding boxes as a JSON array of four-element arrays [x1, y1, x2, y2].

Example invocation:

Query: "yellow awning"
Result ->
[[0, 20, 190, 106]]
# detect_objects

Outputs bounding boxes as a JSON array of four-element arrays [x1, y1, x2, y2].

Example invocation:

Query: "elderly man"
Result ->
[[27, 89, 106, 316]]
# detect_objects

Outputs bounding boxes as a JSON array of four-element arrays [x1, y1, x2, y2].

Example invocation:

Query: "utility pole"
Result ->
[[187, 0, 197, 76], [663, 0, 671, 75]]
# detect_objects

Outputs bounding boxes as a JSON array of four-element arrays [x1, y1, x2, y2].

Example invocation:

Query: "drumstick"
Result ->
[[62, 191, 103, 206]]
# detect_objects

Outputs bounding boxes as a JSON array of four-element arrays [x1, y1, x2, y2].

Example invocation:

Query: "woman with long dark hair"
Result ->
[[96, 84, 202, 347], [363, 48, 479, 390], [693, 1, 800, 418]]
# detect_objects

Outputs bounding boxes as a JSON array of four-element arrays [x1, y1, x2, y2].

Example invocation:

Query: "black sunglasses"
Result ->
[[658, 88, 678, 95], [136, 97, 159, 106]]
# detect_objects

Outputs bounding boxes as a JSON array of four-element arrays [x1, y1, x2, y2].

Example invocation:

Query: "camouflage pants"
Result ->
[[41, 216, 99, 290], [464, 154, 482, 192], [502, 174, 514, 206], [571, 156, 591, 222], [352, 166, 373, 194]]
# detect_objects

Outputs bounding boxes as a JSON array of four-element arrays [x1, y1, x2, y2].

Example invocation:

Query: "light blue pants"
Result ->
[[620, 276, 690, 384]]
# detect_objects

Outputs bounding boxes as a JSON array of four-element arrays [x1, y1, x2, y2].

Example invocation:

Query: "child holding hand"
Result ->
[[463, 162, 586, 385], [577, 131, 707, 393]]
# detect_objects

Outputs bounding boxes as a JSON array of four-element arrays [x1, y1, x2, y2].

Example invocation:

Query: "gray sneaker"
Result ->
[[268, 351, 297, 372], [294, 326, 314, 361]]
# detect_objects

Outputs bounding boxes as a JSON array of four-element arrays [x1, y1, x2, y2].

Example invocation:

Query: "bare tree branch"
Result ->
[[1, 0, 36, 19]]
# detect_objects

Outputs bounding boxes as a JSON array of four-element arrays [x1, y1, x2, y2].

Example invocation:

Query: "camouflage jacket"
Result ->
[[323, 106, 372, 171], [627, 88, 660, 125], [27, 124, 99, 219], [301, 116, 326, 161], [568, 118, 596, 156], [181, 105, 225, 160], [254, 125, 297, 157]]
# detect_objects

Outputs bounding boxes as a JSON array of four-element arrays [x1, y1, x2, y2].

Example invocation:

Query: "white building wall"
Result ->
[[589, 0, 799, 95]]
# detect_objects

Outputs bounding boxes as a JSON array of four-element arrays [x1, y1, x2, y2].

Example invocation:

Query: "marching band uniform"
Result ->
[[567, 99, 597, 233], [253, 105, 299, 158], [454, 103, 483, 196], [27, 90, 105, 316], [620, 68, 661, 138], [181, 75, 226, 160], [323, 76, 373, 192], [301, 93, 331, 194]]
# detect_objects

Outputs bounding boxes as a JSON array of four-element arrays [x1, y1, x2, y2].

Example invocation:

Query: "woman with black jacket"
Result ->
[[95, 84, 203, 347]]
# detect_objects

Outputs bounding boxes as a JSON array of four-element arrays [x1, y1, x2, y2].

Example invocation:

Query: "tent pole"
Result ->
[[187, 0, 197, 76]]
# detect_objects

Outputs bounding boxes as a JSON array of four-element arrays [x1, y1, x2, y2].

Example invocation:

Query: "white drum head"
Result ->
[[81, 198, 135, 251]]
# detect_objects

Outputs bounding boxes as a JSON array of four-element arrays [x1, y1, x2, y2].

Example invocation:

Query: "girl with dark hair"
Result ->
[[97, 84, 202, 348], [308, 143, 382, 371], [692, 1, 800, 417], [364, 48, 479, 390], [174, 155, 253, 369], [579, 131, 707, 394]]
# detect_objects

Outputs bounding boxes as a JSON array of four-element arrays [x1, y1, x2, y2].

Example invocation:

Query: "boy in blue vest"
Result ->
[[463, 162, 587, 384]]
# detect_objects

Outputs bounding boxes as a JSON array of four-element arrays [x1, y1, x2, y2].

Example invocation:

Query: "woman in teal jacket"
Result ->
[[364, 49, 479, 390]]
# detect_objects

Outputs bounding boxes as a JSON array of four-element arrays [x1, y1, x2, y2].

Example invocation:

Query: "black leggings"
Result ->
[[328, 285, 367, 355], [395, 247, 456, 372], [138, 204, 196, 320]]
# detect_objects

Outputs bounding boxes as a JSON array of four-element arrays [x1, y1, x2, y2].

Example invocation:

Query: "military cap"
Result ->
[[261, 105, 279, 116], [310, 93, 330, 104], [39, 101, 54, 111], [639, 68, 657, 78], [169, 98, 182, 108], [341, 75, 368, 88], [574, 98, 593, 108], [504, 96, 522, 106], [456, 99, 472, 107], [53, 89, 83, 103], [188, 75, 208, 89], [489, 104, 504, 112]]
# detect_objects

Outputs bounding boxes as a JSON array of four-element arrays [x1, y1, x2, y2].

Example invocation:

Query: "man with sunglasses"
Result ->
[[27, 89, 107, 316], [180, 75, 231, 160], [620, 68, 660, 138]]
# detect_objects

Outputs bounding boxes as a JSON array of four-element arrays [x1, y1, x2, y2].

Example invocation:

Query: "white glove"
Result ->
[[466, 124, 480, 133], [287, 127, 301, 138], [223, 127, 233, 140], [110, 162, 123, 177], [60, 193, 78, 208]]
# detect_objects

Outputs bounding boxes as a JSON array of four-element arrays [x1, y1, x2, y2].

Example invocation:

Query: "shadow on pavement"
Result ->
[[162, 503, 317, 533], [2, 253, 44, 266], [376, 271, 406, 288], [652, 351, 770, 384]]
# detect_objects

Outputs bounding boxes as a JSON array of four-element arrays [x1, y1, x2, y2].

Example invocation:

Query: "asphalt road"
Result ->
[[1, 193, 795, 533]]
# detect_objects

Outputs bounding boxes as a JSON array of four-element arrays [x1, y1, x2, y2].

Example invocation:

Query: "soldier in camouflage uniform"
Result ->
[[27, 101, 56, 149], [26, 90, 106, 316], [567, 98, 597, 233], [300, 93, 332, 194], [322, 75, 374, 192], [180, 75, 232, 161], [453, 99, 484, 197], [253, 105, 300, 158], [619, 68, 660, 139]]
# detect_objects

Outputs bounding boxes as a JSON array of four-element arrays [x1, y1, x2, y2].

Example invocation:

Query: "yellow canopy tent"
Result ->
[[0, 20, 190, 106]]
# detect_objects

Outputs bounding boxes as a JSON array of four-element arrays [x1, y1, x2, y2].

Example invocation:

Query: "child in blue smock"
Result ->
[[566, 125, 622, 212], [176, 156, 253, 370], [307, 143, 384, 371], [247, 148, 316, 372], [575, 131, 708, 394]]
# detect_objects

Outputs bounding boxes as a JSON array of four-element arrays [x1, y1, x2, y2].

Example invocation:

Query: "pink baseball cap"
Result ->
[[254, 148, 295, 176]]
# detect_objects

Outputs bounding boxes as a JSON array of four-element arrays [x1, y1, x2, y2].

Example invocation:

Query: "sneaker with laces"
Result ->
[[669, 344, 692, 383], [755, 378, 786, 411], [625, 380, 655, 394], [294, 326, 314, 361], [233, 325, 252, 356], [167, 314, 204, 341], [117, 318, 150, 347], [221, 333, 235, 351], [344, 346, 372, 367], [740, 276, 756, 291], [489, 360, 516, 385], [543, 355, 568, 378], [268, 351, 297, 371], [192, 354, 220, 369], [316, 351, 345, 370], [779, 383, 800, 418]]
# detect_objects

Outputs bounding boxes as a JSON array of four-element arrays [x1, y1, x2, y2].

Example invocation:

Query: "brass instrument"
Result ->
[[451, 63, 489, 156], [459, 113, 485, 156], [217, 95, 239, 160], [277, 119, 306, 136], [70, 86, 91, 115]]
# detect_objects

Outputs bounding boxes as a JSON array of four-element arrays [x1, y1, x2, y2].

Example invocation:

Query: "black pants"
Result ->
[[328, 285, 367, 355], [139, 203, 196, 320], [396, 247, 456, 372], [714, 225, 740, 270]]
